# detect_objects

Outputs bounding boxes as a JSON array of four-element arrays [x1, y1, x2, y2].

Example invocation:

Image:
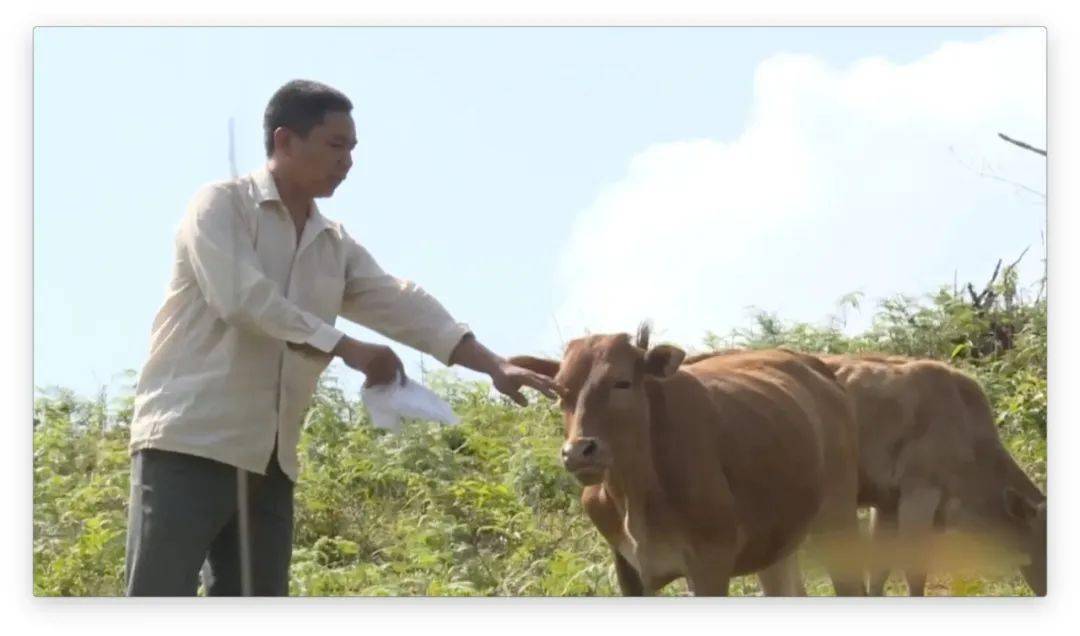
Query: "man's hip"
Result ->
[[124, 446, 294, 596]]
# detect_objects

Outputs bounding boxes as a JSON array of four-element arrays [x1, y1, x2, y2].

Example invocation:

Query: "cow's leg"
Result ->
[[824, 547, 869, 596], [612, 549, 645, 596], [867, 505, 898, 596], [581, 485, 647, 595], [897, 485, 941, 597], [905, 570, 929, 597], [686, 547, 735, 596], [812, 493, 867, 595], [809, 396, 868, 596], [758, 552, 806, 596]]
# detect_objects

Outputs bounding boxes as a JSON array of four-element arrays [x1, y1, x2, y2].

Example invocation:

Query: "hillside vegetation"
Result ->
[[33, 269, 1046, 596]]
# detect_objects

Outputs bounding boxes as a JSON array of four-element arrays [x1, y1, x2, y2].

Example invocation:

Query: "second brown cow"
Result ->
[[823, 354, 1047, 596]]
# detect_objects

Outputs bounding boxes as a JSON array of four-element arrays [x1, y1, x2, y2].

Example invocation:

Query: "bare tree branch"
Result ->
[[977, 171, 1047, 201], [998, 132, 1047, 157], [1004, 246, 1031, 275], [948, 145, 1045, 202], [968, 259, 1003, 310], [987, 259, 1003, 292]]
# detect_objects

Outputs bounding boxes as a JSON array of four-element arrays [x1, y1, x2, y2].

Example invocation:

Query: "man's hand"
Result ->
[[330, 337, 407, 388], [448, 334, 566, 407], [489, 359, 567, 407]]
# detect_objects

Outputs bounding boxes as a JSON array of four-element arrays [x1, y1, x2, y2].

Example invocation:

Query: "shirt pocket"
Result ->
[[300, 248, 345, 317]]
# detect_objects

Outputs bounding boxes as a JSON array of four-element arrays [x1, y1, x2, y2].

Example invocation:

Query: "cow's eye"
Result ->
[[613, 380, 632, 390]]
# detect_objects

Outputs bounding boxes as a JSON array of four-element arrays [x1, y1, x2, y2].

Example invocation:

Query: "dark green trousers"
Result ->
[[124, 446, 294, 596]]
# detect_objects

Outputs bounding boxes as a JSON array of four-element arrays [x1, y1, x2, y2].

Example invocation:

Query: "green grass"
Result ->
[[33, 277, 1046, 596]]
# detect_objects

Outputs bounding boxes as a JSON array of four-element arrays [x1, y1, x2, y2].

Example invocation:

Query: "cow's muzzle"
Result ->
[[561, 437, 611, 485]]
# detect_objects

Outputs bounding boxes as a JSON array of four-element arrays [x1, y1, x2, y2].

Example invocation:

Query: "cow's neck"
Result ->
[[602, 379, 671, 537], [604, 456, 663, 512], [603, 462, 667, 549], [1001, 453, 1044, 502], [960, 442, 1045, 524], [978, 440, 1044, 503]]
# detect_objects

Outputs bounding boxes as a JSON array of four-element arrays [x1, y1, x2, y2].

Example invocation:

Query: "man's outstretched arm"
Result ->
[[448, 334, 565, 406]]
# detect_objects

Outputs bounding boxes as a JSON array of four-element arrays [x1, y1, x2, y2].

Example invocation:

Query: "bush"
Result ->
[[33, 276, 1046, 596]]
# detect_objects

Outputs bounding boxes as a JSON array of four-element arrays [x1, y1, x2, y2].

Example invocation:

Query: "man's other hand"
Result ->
[[331, 337, 407, 388]]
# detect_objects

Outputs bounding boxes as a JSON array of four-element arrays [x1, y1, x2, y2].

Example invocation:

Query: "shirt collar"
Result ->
[[250, 165, 335, 251], [251, 164, 282, 206]]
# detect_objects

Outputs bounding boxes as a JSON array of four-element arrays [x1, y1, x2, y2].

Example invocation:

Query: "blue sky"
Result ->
[[33, 27, 1045, 401]]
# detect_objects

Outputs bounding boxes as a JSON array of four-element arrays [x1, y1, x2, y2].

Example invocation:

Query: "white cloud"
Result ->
[[548, 29, 1046, 352]]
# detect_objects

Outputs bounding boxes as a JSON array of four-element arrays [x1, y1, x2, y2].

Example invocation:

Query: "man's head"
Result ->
[[264, 79, 356, 198]]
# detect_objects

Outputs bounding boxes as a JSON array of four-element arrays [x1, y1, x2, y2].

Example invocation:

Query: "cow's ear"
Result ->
[[644, 345, 685, 378], [1003, 487, 1038, 523], [508, 355, 561, 379]]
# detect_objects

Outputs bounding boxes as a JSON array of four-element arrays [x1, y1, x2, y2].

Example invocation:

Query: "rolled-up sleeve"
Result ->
[[180, 183, 345, 353], [339, 231, 472, 366]]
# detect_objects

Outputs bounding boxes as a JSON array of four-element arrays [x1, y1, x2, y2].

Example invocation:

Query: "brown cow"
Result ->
[[822, 354, 1046, 596], [511, 327, 864, 596]]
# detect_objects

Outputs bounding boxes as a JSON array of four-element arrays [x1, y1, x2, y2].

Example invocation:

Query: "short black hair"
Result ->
[[263, 79, 353, 157]]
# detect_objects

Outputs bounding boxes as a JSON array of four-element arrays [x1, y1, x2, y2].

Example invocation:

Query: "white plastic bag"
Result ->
[[360, 372, 460, 434]]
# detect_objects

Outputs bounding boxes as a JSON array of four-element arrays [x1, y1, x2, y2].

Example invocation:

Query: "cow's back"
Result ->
[[822, 355, 1010, 506]]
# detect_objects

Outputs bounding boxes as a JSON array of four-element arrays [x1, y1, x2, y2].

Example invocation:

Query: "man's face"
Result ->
[[278, 111, 357, 198]]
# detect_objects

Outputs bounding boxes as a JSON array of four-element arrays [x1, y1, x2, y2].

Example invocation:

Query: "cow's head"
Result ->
[[1002, 487, 1047, 596], [947, 485, 1049, 596], [510, 322, 684, 486]]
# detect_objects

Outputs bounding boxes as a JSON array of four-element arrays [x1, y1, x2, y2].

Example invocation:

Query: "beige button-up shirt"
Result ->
[[129, 166, 472, 480]]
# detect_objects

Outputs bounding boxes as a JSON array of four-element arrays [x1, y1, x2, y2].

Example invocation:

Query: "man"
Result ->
[[124, 79, 564, 596]]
